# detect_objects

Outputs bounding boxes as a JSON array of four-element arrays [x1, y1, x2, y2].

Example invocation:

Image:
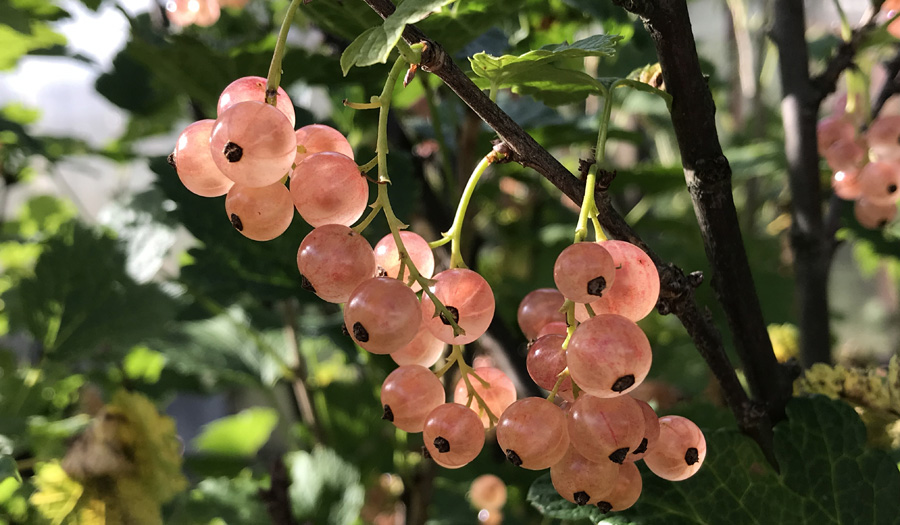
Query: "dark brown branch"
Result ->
[[259, 458, 297, 525], [870, 46, 900, 121], [612, 0, 791, 418], [360, 0, 777, 456], [772, 1, 832, 367]]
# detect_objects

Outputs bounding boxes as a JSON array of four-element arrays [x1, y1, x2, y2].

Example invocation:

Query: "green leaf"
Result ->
[[340, 0, 455, 75], [287, 447, 365, 525], [193, 408, 279, 457], [774, 396, 900, 524], [123, 345, 167, 384], [468, 35, 621, 105], [0, 455, 20, 484], [528, 396, 900, 524], [4, 222, 178, 360]]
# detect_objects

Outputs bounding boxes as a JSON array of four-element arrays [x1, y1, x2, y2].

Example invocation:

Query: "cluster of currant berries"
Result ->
[[169, 75, 362, 242], [167, 74, 706, 516], [819, 113, 900, 229], [165, 0, 248, 28], [506, 241, 706, 512]]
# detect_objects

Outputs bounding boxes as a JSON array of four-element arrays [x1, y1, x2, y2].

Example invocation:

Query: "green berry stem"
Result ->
[[265, 0, 304, 106], [546, 367, 571, 404], [352, 55, 466, 337], [560, 298, 576, 350], [574, 91, 614, 243], [436, 153, 493, 269], [433, 345, 498, 425]]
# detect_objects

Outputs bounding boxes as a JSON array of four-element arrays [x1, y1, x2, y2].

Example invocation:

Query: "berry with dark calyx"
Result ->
[[433, 436, 450, 453], [553, 242, 616, 303], [373, 231, 435, 292], [858, 161, 900, 205], [380, 365, 444, 433], [608, 448, 629, 464], [566, 314, 652, 398], [854, 198, 898, 229], [223, 141, 243, 162], [344, 277, 420, 354], [421, 268, 495, 345], [627, 399, 660, 462], [209, 101, 297, 188], [567, 394, 645, 464], [597, 462, 643, 513], [644, 415, 706, 481], [352, 322, 369, 343], [496, 397, 569, 470], [550, 446, 617, 506], [575, 240, 660, 322], [423, 403, 485, 468], [224, 182, 293, 241]]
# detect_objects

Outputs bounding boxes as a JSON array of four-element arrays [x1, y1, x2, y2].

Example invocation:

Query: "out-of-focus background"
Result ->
[[1, 0, 899, 523]]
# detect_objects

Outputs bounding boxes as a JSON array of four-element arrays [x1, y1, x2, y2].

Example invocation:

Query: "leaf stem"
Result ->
[[265, 0, 304, 105]]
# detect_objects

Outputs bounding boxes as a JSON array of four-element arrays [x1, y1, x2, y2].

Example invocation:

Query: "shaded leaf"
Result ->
[[287, 447, 365, 525], [193, 408, 278, 457]]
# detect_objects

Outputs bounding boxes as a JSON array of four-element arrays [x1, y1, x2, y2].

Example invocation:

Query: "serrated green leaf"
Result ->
[[193, 408, 278, 457], [287, 447, 365, 525], [468, 35, 620, 105], [4, 223, 178, 360], [528, 396, 900, 524], [470, 34, 619, 81], [340, 0, 455, 75]]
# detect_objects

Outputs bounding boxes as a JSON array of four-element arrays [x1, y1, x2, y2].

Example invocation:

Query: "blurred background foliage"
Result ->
[[1, 0, 899, 523]]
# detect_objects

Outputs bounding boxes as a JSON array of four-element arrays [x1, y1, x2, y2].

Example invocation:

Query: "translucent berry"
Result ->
[[535, 321, 568, 339], [596, 463, 642, 514], [824, 137, 866, 172], [390, 322, 446, 368], [453, 367, 516, 428], [553, 242, 616, 303], [627, 399, 660, 462], [576, 240, 660, 322], [218, 76, 295, 128], [496, 397, 569, 470], [344, 277, 421, 354], [854, 198, 898, 229], [295, 124, 354, 165], [297, 224, 376, 303], [423, 403, 485, 468], [526, 334, 573, 401], [866, 115, 900, 161], [567, 314, 652, 398], [380, 365, 445, 433], [858, 161, 900, 205], [516, 288, 566, 340], [290, 152, 369, 227], [832, 169, 862, 200], [209, 101, 297, 187], [373, 231, 435, 292], [644, 415, 706, 481], [172, 119, 234, 197], [567, 394, 645, 464], [550, 446, 618, 506], [469, 474, 507, 510], [817, 115, 856, 155], [421, 269, 495, 345], [225, 182, 293, 241]]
